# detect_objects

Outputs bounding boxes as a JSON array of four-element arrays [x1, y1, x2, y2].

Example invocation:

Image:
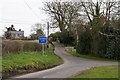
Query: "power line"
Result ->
[[24, 0, 40, 19], [0, 1, 42, 25]]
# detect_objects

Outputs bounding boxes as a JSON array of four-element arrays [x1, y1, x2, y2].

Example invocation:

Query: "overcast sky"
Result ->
[[0, 0, 118, 37], [0, 0, 57, 37]]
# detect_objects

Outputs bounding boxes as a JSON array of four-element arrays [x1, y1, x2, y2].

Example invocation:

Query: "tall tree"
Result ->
[[81, 0, 117, 27], [43, 1, 81, 32]]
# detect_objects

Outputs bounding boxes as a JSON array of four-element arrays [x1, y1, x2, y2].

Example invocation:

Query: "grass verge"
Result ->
[[70, 51, 118, 62], [2, 48, 63, 79], [71, 65, 119, 78]]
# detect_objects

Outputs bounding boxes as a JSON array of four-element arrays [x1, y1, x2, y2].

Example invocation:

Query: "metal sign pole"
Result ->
[[42, 43, 44, 56]]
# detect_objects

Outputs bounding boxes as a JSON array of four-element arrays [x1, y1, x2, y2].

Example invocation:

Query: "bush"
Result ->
[[50, 30, 75, 46], [50, 32, 61, 41], [76, 30, 92, 55], [59, 30, 75, 46], [22, 42, 42, 52], [2, 41, 21, 54], [98, 29, 120, 60], [2, 40, 42, 54], [76, 26, 120, 60]]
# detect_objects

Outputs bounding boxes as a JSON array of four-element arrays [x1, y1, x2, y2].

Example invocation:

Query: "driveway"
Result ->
[[12, 42, 118, 78]]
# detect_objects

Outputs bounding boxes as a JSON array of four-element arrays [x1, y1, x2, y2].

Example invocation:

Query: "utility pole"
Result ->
[[47, 22, 49, 37], [47, 22, 49, 48]]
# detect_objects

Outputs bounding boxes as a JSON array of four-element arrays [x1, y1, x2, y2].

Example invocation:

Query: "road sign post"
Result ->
[[42, 43, 44, 56], [38, 36, 47, 56]]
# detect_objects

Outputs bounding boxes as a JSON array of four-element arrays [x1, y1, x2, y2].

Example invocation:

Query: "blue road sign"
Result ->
[[38, 36, 47, 44]]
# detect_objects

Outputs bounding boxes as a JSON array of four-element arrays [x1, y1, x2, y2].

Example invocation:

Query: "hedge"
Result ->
[[76, 27, 120, 60], [2, 40, 42, 54]]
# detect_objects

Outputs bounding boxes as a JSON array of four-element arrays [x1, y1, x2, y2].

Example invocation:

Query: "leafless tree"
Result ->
[[81, 0, 118, 27], [31, 23, 45, 35], [43, 0, 81, 32]]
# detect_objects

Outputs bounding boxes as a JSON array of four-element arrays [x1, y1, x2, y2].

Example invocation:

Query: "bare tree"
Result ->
[[31, 23, 45, 34], [81, 0, 118, 27], [43, 1, 81, 32]]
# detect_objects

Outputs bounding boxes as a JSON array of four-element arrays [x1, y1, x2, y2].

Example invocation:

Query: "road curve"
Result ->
[[12, 42, 118, 78]]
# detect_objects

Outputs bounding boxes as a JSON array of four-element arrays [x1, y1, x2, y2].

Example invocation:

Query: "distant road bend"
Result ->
[[12, 42, 118, 78]]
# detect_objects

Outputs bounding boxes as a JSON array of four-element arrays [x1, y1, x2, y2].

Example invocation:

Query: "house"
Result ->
[[6, 25, 24, 40], [9, 30, 24, 40]]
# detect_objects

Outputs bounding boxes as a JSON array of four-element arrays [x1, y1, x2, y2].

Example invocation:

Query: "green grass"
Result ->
[[70, 51, 118, 62], [72, 65, 119, 78], [2, 49, 63, 78]]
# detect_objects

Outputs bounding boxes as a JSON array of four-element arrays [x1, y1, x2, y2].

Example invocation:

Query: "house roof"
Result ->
[[9, 31, 24, 35]]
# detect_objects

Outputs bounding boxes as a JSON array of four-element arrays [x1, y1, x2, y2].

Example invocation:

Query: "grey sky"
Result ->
[[0, 0, 54, 36], [0, 0, 118, 36]]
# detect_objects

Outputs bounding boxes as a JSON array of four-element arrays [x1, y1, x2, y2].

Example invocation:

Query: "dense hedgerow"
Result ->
[[2, 40, 42, 54], [98, 27, 120, 60], [77, 27, 120, 60], [50, 30, 75, 46], [76, 29, 92, 55]]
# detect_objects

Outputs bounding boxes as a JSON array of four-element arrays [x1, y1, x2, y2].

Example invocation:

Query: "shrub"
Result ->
[[59, 30, 75, 46], [76, 30, 92, 55], [76, 26, 120, 60], [50, 30, 75, 46], [2, 41, 21, 54], [2, 40, 42, 54], [22, 42, 41, 52], [50, 32, 61, 41], [98, 30, 120, 60]]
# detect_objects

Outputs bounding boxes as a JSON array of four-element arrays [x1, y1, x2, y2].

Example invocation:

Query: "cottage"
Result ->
[[5, 25, 24, 40], [9, 30, 24, 40]]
